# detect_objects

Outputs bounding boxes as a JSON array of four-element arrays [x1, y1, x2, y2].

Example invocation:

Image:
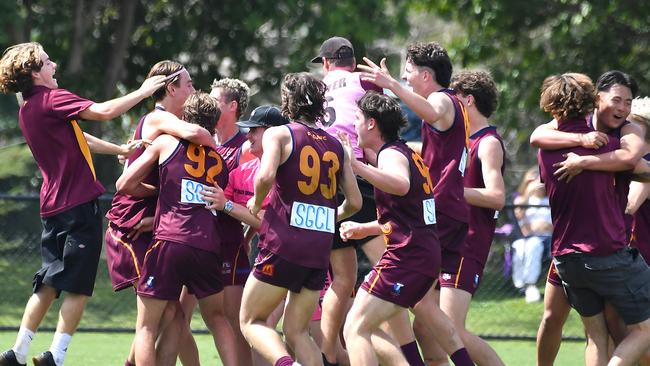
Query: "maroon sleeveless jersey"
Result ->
[[217, 130, 247, 172], [106, 113, 159, 230], [420, 89, 470, 223], [154, 139, 229, 254], [538, 118, 626, 257], [463, 126, 505, 265], [258, 122, 344, 269], [215, 131, 248, 254], [374, 141, 440, 278]]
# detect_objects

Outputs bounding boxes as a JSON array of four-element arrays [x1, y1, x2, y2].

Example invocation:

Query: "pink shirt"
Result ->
[[323, 69, 381, 161], [224, 158, 269, 208]]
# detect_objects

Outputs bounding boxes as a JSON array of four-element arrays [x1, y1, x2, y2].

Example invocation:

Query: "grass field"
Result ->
[[0, 331, 586, 365]]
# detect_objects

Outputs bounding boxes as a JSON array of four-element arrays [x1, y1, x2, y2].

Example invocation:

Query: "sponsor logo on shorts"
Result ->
[[473, 274, 480, 288], [260, 264, 274, 277], [441, 273, 452, 281], [145, 276, 155, 288], [392, 282, 404, 295], [222, 261, 232, 275]]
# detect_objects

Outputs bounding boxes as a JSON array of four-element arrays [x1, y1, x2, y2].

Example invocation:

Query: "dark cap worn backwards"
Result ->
[[236, 105, 289, 128], [311, 36, 355, 63]]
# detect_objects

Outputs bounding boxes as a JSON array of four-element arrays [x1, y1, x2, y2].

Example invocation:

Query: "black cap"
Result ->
[[236, 105, 289, 128], [311, 36, 355, 63]]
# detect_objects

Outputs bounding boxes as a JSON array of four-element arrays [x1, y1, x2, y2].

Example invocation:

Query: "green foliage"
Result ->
[[414, 0, 650, 168], [0, 0, 413, 191]]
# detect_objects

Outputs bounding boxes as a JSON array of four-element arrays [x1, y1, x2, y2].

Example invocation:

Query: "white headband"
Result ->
[[164, 68, 186, 82]]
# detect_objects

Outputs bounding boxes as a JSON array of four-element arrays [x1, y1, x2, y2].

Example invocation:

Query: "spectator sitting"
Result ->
[[511, 167, 553, 302]]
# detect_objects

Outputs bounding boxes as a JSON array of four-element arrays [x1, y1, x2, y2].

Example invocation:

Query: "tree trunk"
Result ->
[[101, 0, 137, 99], [67, 0, 105, 76]]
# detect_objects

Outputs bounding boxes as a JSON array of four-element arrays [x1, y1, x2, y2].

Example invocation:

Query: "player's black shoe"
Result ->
[[31, 352, 55, 366], [0, 350, 26, 366]]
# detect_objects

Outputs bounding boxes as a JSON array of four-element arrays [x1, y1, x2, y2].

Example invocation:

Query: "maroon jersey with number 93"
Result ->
[[258, 123, 344, 269]]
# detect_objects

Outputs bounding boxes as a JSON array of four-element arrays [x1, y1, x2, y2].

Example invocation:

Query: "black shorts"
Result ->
[[333, 177, 378, 250], [554, 247, 650, 325], [35, 199, 103, 297]]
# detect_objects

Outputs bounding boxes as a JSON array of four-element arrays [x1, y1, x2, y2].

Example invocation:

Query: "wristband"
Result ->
[[224, 200, 234, 214]]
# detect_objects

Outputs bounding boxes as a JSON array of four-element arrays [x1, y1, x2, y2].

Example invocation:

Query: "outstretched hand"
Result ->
[[357, 57, 395, 89]]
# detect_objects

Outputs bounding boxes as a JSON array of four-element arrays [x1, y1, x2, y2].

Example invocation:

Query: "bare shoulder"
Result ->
[[621, 121, 643, 137], [151, 133, 179, 149]]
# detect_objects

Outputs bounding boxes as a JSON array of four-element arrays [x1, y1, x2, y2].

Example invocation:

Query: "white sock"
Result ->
[[12, 326, 34, 364], [292, 363, 302, 366], [49, 332, 72, 366]]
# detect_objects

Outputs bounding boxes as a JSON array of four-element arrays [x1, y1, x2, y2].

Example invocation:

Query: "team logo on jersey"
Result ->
[[473, 274, 480, 288], [441, 273, 452, 281], [392, 282, 405, 295], [145, 276, 155, 289]]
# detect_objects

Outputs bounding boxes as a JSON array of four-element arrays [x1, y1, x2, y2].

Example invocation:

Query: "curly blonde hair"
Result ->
[[540, 73, 595, 121], [0, 42, 44, 94], [210, 78, 250, 118]]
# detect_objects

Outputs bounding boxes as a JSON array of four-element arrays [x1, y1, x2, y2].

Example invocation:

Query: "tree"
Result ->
[[414, 0, 650, 171], [0, 0, 413, 192]]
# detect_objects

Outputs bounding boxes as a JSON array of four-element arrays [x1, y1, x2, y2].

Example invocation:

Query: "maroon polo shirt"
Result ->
[[19, 86, 104, 217]]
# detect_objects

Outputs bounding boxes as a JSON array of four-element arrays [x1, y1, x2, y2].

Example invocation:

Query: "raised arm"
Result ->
[[554, 123, 645, 181], [79, 75, 167, 121], [357, 57, 452, 129], [464, 136, 505, 210], [351, 148, 410, 196], [530, 120, 609, 150], [115, 135, 173, 197], [146, 111, 217, 150]]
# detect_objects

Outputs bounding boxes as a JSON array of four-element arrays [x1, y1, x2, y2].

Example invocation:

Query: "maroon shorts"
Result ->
[[437, 212, 469, 274], [104, 223, 152, 292], [221, 240, 251, 287], [438, 257, 485, 295], [361, 263, 436, 308], [137, 240, 223, 300], [546, 261, 562, 287], [252, 248, 327, 293]]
